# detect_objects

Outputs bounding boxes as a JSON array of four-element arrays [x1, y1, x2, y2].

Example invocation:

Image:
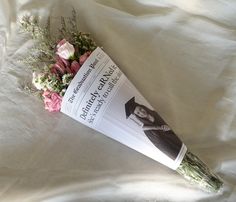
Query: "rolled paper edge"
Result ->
[[176, 150, 223, 193]]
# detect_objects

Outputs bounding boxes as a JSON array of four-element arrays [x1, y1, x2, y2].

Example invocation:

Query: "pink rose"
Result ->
[[70, 60, 81, 75], [51, 56, 72, 75], [42, 91, 62, 112], [51, 58, 66, 75], [56, 39, 75, 60], [59, 55, 70, 68], [79, 52, 91, 65]]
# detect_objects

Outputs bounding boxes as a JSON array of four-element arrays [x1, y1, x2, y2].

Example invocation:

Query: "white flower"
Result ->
[[62, 73, 73, 86], [56, 40, 75, 59], [32, 72, 45, 90]]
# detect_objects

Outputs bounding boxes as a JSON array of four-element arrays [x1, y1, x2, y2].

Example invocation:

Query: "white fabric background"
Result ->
[[0, 0, 236, 201]]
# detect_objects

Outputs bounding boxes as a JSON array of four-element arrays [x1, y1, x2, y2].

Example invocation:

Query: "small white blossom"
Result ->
[[62, 73, 73, 86], [32, 72, 45, 90]]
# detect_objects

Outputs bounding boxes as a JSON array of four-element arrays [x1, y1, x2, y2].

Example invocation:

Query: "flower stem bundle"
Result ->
[[177, 151, 223, 192]]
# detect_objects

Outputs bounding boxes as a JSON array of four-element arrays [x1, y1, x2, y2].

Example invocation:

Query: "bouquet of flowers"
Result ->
[[19, 11, 223, 193]]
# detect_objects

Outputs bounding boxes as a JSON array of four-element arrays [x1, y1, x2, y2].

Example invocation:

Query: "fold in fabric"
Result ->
[[0, 0, 236, 201]]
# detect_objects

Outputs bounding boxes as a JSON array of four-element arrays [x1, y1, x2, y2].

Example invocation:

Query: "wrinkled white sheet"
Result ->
[[1, 0, 236, 201]]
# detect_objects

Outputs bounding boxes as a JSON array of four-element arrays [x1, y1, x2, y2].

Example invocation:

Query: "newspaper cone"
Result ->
[[19, 14, 223, 192], [61, 47, 223, 192]]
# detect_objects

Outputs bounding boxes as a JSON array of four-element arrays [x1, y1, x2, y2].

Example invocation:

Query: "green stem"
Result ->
[[69, 55, 77, 61], [176, 151, 223, 192]]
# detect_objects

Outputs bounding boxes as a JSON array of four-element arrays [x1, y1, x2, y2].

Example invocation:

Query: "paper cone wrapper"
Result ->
[[61, 47, 187, 170]]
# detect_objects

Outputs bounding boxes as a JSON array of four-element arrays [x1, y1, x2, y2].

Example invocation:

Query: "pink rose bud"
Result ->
[[79, 52, 91, 66], [50, 66, 58, 75], [56, 39, 75, 60], [51, 56, 72, 75], [71, 60, 81, 75], [51, 61, 66, 75], [42, 91, 62, 112], [60, 56, 70, 68], [65, 67, 72, 74]]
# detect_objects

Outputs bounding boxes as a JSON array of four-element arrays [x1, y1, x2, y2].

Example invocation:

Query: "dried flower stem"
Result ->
[[177, 151, 223, 192]]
